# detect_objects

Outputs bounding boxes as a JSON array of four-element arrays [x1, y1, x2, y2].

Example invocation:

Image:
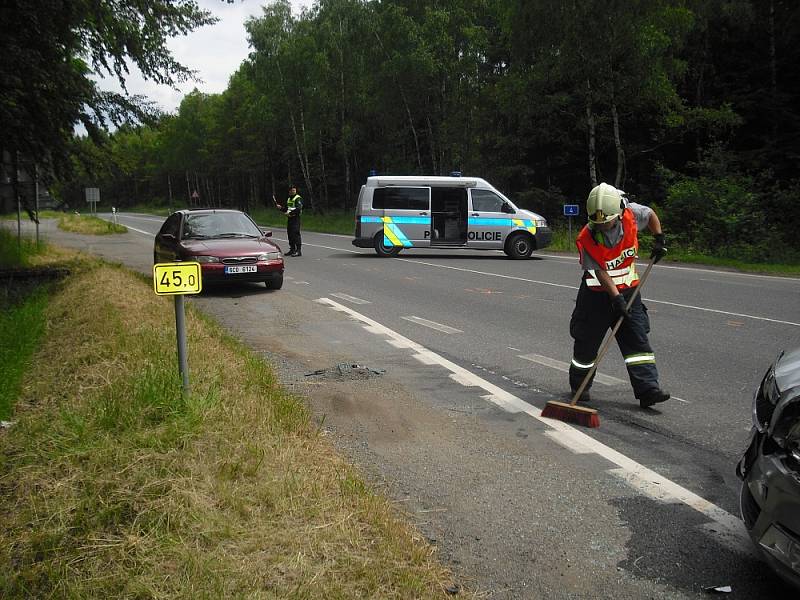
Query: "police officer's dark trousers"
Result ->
[[287, 216, 301, 253], [568, 281, 660, 399]]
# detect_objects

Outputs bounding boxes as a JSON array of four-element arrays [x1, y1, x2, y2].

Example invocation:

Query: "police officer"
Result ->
[[276, 184, 303, 256], [568, 183, 669, 409]]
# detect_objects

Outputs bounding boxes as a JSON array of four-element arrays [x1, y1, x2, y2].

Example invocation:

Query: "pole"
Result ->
[[13, 151, 20, 254], [34, 163, 39, 245], [167, 173, 173, 213], [568, 216, 572, 246], [174, 295, 190, 394]]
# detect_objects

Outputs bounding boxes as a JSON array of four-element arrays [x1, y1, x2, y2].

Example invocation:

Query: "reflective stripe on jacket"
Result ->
[[576, 209, 640, 291]]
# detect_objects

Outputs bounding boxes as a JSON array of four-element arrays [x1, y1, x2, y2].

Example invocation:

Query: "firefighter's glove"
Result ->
[[650, 233, 667, 264], [611, 294, 630, 322]]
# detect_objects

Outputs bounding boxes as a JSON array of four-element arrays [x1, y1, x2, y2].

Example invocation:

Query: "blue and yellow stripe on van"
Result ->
[[359, 216, 538, 247], [468, 217, 538, 234], [360, 215, 430, 247]]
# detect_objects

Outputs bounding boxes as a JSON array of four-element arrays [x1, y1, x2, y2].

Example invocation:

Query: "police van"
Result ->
[[352, 175, 552, 258]]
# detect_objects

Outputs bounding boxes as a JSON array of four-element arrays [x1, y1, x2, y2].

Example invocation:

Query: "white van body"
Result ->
[[352, 175, 552, 258]]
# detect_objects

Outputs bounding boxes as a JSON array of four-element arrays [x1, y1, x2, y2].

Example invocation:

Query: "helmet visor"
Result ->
[[588, 209, 619, 224]]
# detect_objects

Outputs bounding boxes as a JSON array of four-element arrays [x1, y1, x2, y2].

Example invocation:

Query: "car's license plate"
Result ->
[[225, 265, 257, 274]]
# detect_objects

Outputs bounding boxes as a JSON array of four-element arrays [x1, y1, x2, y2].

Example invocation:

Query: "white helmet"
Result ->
[[586, 183, 624, 224]]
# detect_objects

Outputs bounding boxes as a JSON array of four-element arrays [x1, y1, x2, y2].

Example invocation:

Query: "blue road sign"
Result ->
[[563, 204, 580, 216]]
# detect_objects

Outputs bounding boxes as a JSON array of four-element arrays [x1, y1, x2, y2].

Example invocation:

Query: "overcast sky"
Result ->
[[100, 0, 311, 114]]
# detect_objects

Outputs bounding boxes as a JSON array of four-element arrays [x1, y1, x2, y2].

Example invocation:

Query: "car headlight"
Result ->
[[753, 365, 780, 432], [770, 402, 800, 450], [195, 256, 220, 263], [258, 252, 282, 261], [535, 219, 548, 228]]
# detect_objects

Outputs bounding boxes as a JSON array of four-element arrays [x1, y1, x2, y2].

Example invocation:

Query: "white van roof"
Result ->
[[366, 175, 494, 189]]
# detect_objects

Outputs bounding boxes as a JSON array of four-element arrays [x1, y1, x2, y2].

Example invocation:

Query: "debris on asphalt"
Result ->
[[304, 363, 385, 380], [703, 585, 732, 593], [444, 582, 460, 595]]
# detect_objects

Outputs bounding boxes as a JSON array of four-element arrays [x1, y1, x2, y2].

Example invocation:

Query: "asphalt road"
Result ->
[[14, 213, 800, 598]]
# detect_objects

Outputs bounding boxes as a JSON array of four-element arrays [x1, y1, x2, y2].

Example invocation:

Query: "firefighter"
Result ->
[[276, 184, 303, 256], [568, 183, 670, 409]]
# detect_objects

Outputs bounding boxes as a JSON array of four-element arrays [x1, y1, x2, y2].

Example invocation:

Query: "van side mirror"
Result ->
[[501, 202, 515, 214]]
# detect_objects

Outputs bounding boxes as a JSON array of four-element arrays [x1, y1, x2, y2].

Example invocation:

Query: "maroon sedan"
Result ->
[[154, 209, 284, 290]]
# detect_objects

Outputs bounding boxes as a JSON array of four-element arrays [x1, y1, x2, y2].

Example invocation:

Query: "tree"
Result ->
[[0, 0, 216, 179]]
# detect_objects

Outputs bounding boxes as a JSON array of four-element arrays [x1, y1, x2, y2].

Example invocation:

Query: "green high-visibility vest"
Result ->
[[287, 194, 301, 212]]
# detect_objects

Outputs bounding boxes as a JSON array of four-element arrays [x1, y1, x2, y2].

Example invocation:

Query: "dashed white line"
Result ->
[[518, 353, 626, 386], [316, 296, 750, 554], [330, 292, 370, 305], [401, 316, 463, 334]]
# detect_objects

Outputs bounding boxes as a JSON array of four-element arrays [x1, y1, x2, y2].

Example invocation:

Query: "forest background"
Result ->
[[5, 0, 800, 263]]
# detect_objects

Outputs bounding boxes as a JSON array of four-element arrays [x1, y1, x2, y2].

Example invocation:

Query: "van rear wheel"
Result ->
[[374, 234, 402, 257], [505, 232, 535, 259]]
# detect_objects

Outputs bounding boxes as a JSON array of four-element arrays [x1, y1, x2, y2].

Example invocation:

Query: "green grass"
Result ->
[[0, 289, 50, 420], [58, 213, 127, 234], [0, 227, 47, 268], [249, 206, 355, 235]]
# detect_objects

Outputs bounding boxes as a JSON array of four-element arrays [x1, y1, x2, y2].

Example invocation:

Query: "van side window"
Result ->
[[373, 187, 429, 210], [471, 189, 506, 212]]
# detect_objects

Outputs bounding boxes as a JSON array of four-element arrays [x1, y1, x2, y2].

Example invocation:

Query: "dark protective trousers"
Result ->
[[287, 216, 301, 252], [568, 281, 660, 399]]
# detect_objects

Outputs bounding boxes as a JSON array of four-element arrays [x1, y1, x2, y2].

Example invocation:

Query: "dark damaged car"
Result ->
[[154, 209, 284, 290], [737, 346, 800, 590]]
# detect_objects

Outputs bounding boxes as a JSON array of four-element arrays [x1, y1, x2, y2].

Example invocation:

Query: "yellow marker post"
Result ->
[[153, 262, 202, 394]]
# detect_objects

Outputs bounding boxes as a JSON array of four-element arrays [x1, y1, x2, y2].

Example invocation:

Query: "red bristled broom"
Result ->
[[541, 258, 657, 428]]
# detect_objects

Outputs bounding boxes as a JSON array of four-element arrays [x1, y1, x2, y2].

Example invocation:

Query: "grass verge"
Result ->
[[0, 289, 49, 420], [58, 213, 127, 235], [0, 227, 47, 268], [0, 259, 461, 598]]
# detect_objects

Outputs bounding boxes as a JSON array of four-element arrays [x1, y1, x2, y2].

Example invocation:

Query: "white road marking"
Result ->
[[538, 253, 800, 283], [316, 297, 752, 554], [114, 214, 165, 223], [401, 316, 463, 334], [518, 353, 626, 386], [119, 224, 153, 236], [330, 292, 370, 305], [647, 299, 799, 327], [379, 258, 798, 327]]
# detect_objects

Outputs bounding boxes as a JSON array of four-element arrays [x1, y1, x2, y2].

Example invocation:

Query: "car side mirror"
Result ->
[[260, 229, 273, 238]]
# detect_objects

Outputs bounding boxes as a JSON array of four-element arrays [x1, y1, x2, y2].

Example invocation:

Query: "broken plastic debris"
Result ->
[[0, 421, 17, 429], [703, 585, 732, 594]]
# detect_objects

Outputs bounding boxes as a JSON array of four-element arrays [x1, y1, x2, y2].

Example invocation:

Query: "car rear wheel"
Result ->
[[374, 233, 402, 257], [505, 232, 535, 259], [264, 274, 283, 290]]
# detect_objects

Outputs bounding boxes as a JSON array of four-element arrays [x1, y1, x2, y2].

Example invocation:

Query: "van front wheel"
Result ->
[[505, 233, 535, 259], [374, 234, 402, 257]]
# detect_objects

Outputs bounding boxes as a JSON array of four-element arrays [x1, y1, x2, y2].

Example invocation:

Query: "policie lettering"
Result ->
[[605, 246, 637, 270], [423, 230, 502, 241], [468, 231, 501, 241]]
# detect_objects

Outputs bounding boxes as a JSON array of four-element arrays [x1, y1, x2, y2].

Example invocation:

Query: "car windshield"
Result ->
[[182, 212, 262, 239]]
